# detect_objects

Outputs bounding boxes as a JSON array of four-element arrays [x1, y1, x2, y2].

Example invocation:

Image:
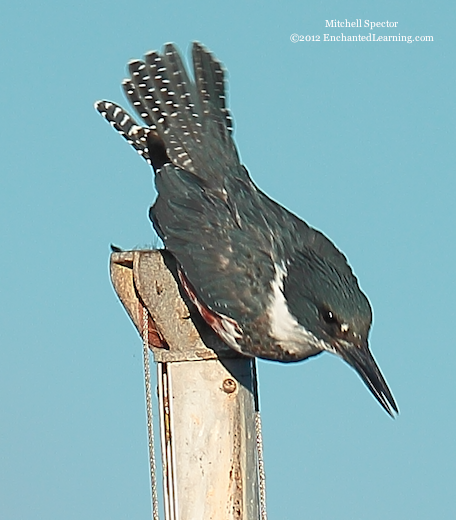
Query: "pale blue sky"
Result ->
[[1, 1, 454, 518]]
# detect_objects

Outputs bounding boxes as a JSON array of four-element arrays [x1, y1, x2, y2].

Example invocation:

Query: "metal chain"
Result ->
[[255, 410, 268, 520], [142, 305, 160, 520]]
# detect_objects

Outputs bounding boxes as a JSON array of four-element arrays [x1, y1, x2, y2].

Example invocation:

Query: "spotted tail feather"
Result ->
[[192, 42, 233, 134], [94, 100, 152, 165]]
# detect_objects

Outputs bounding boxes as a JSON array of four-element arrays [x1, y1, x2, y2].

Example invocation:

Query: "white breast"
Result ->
[[267, 261, 327, 357]]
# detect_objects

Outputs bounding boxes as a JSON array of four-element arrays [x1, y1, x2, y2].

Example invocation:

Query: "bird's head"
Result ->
[[283, 249, 398, 416]]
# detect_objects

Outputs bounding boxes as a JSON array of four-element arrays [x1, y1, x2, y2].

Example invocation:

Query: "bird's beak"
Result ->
[[335, 341, 398, 417]]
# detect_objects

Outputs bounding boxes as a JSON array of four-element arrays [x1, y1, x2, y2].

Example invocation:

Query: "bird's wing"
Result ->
[[150, 154, 276, 324]]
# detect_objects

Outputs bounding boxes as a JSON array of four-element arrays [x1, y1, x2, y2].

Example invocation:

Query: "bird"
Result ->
[[95, 42, 398, 416]]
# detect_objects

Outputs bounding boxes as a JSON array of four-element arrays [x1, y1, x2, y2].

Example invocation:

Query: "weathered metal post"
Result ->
[[110, 249, 263, 519]]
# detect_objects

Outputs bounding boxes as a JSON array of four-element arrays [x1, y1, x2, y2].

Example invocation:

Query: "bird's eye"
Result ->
[[321, 308, 339, 325]]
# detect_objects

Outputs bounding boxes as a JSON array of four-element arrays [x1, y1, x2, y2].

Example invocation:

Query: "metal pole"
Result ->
[[157, 356, 260, 520], [110, 250, 265, 519]]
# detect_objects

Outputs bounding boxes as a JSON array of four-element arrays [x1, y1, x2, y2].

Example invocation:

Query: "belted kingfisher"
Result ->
[[96, 42, 398, 416]]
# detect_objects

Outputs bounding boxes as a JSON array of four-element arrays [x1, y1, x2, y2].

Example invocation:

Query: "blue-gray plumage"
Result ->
[[95, 42, 398, 416]]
